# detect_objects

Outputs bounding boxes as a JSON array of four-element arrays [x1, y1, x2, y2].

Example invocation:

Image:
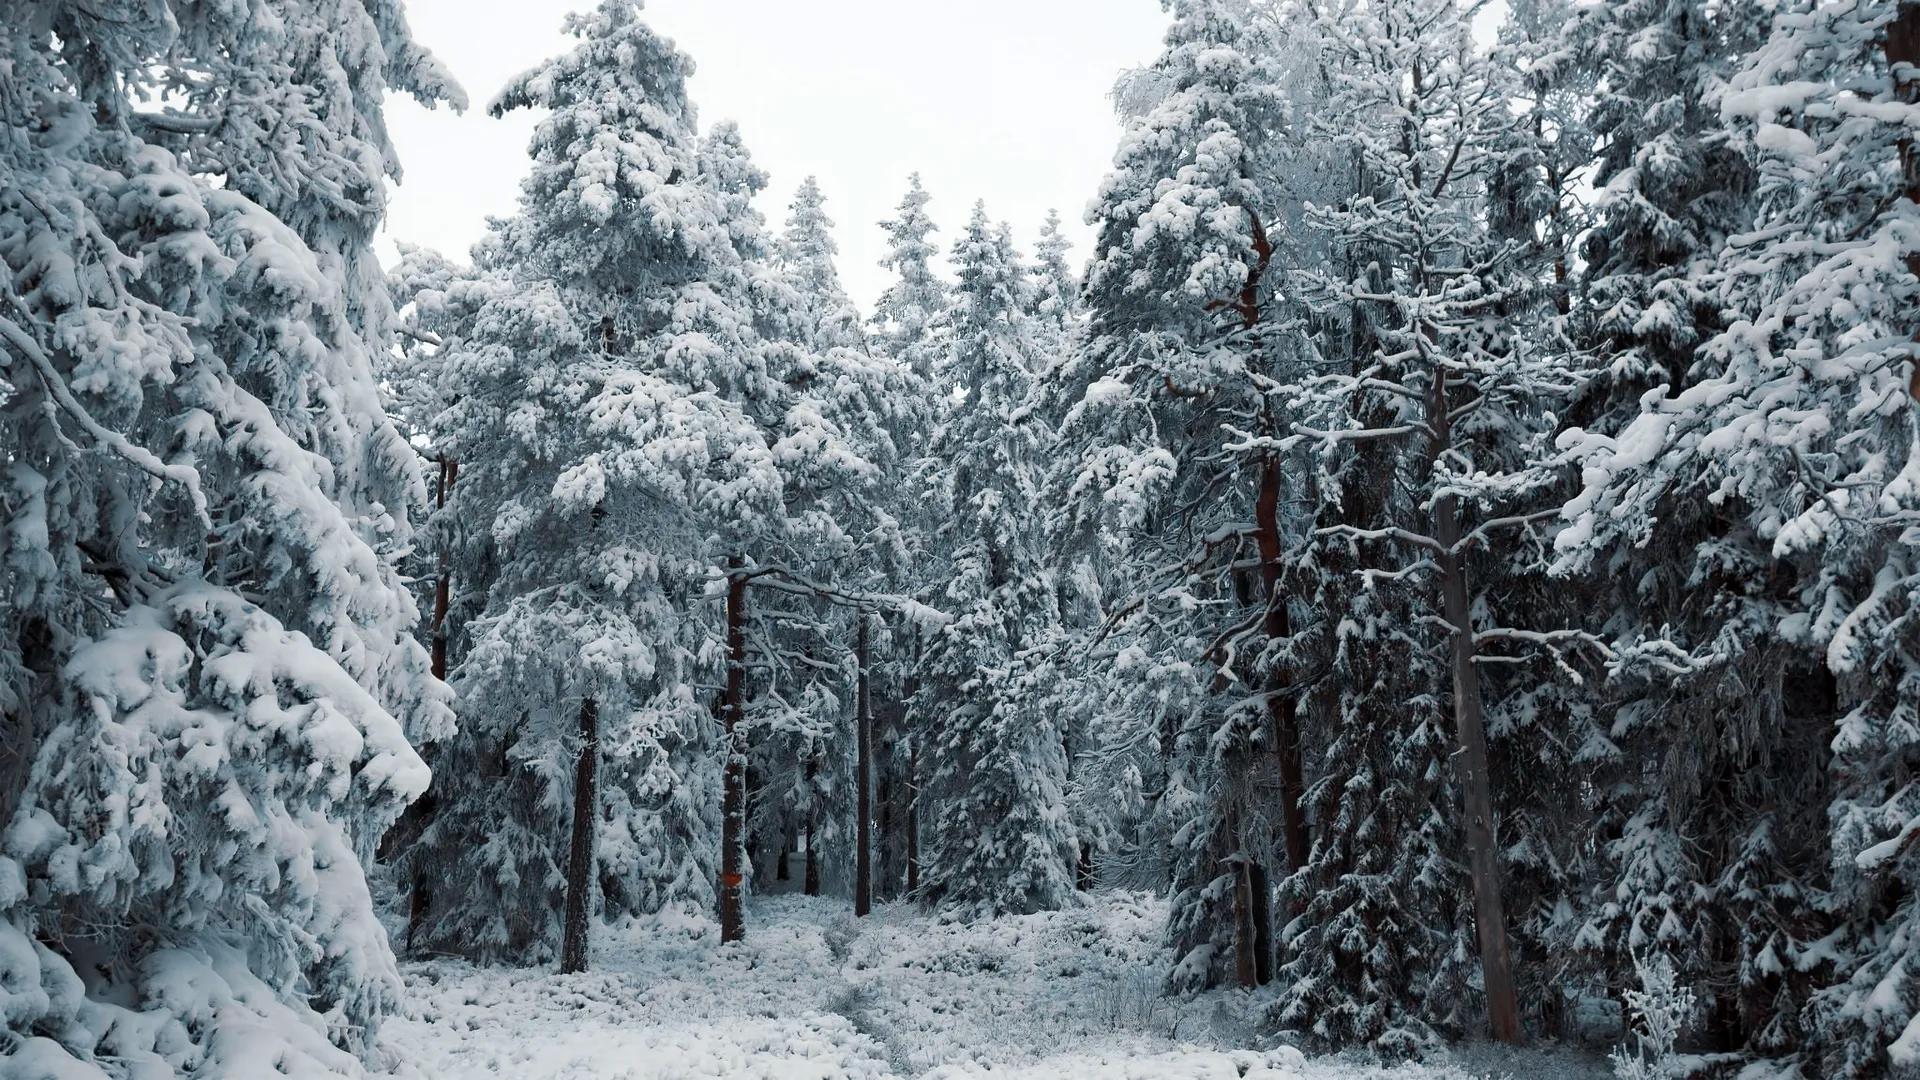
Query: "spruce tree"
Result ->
[[1045, 0, 1304, 991], [917, 205, 1078, 917], [0, 0, 459, 1070]]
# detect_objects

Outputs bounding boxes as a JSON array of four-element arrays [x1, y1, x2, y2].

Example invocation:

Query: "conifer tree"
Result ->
[[917, 205, 1078, 916], [1557, 2, 1920, 1068], [871, 174, 951, 380], [1275, 0, 1585, 1043], [1046, 0, 1305, 991], [396, 0, 756, 965], [779, 176, 864, 351], [0, 0, 459, 1071]]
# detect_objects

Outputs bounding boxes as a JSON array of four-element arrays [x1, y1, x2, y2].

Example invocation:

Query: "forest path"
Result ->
[[379, 892, 1583, 1078]]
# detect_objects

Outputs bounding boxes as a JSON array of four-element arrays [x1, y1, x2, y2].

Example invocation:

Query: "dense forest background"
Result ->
[[4, 0, 1920, 1076]]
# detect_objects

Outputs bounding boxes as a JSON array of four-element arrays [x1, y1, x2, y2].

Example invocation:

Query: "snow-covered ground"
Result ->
[[379, 892, 1606, 1079]]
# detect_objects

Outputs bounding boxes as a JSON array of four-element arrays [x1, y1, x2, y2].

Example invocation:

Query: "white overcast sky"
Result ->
[[379, 0, 1173, 309]]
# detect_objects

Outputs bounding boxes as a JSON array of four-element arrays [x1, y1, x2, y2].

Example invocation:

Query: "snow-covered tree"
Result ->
[[1556, 2, 1920, 1069], [395, 0, 758, 967], [1541, 0, 1786, 1052], [778, 176, 864, 351], [916, 204, 1078, 917], [1045, 0, 1309, 991], [871, 173, 951, 379], [0, 0, 459, 1072], [1028, 208, 1082, 351], [1269, 0, 1587, 1044]]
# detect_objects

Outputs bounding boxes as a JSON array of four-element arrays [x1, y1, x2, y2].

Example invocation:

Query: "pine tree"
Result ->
[[1274, 0, 1588, 1043], [1557, 2, 1920, 1069], [779, 176, 864, 351], [1045, 0, 1305, 991], [871, 174, 951, 380], [1028, 208, 1082, 348], [917, 204, 1078, 917], [396, 0, 755, 966], [0, 0, 459, 1071]]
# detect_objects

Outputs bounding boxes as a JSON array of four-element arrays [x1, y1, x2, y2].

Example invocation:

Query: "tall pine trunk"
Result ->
[[1255, 456, 1309, 886], [1428, 377, 1522, 1043], [1232, 851, 1260, 989], [855, 615, 873, 917], [430, 456, 458, 681], [719, 558, 748, 942], [559, 696, 598, 973], [1893, 4, 1920, 403], [403, 454, 457, 953], [804, 752, 821, 897], [906, 744, 920, 896]]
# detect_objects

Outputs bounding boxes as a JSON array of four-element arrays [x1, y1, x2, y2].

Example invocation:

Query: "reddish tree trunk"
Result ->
[[855, 616, 873, 917], [559, 696, 598, 973], [720, 559, 748, 942]]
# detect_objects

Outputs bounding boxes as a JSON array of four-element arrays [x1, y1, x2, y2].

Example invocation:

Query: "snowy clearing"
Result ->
[[381, 893, 1603, 1079]]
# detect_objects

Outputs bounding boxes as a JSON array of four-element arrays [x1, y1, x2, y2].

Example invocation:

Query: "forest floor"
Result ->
[[379, 891, 1610, 1079]]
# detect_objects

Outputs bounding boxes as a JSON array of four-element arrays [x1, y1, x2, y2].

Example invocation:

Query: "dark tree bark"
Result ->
[[905, 744, 920, 896], [1891, 4, 1920, 403], [1232, 853, 1259, 989], [1428, 376, 1523, 1044], [395, 456, 457, 953], [855, 616, 873, 917], [804, 752, 821, 897], [559, 696, 598, 973], [876, 739, 894, 900], [430, 456, 458, 681], [1255, 456, 1309, 886], [777, 823, 792, 882], [1249, 861, 1274, 985], [719, 558, 748, 942]]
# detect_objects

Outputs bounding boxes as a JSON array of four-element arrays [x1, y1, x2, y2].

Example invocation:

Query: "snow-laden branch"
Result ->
[[1316, 523, 1447, 554], [717, 560, 950, 626], [0, 316, 210, 527], [129, 111, 222, 135]]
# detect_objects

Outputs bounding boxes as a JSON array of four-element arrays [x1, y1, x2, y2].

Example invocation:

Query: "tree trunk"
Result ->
[[906, 744, 920, 896], [1232, 855, 1259, 989], [1433, 489, 1523, 1043], [804, 753, 821, 897], [1250, 860, 1274, 985], [777, 824, 792, 882], [559, 696, 598, 974], [1889, 3, 1920, 402], [720, 558, 748, 942], [430, 456, 458, 681], [855, 616, 873, 917], [1255, 456, 1309, 887]]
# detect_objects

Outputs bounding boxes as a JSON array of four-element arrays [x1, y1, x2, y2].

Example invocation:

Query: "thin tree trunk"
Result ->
[[1250, 861, 1274, 985], [855, 616, 873, 917], [1255, 456, 1309, 885], [906, 744, 920, 895], [1431, 477, 1523, 1042], [777, 824, 792, 882], [804, 753, 821, 897], [430, 456, 458, 681], [559, 696, 598, 974], [720, 558, 748, 942], [1890, 3, 1920, 402], [1232, 853, 1259, 989]]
